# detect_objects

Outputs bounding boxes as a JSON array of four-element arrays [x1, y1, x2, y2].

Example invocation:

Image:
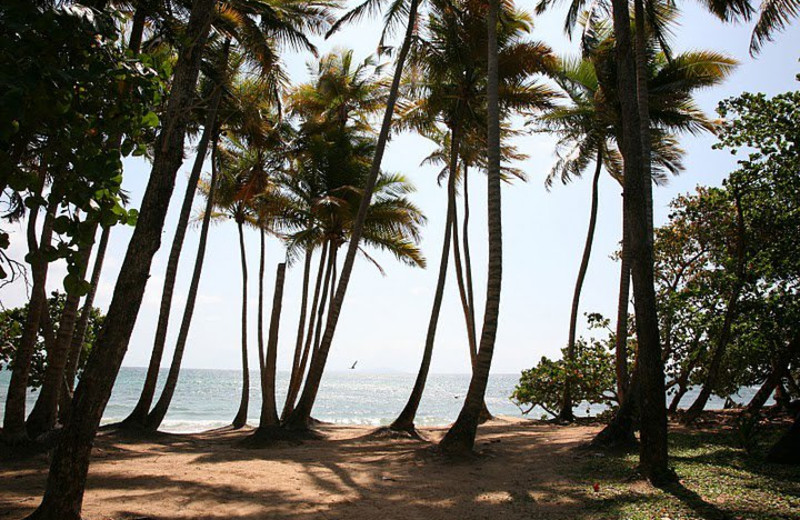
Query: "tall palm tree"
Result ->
[[438, 0, 502, 456], [283, 0, 424, 432], [538, 38, 734, 420], [387, 0, 554, 434], [123, 0, 334, 430]]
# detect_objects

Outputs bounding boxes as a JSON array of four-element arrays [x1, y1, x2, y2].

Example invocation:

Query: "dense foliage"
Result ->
[[0, 292, 104, 389]]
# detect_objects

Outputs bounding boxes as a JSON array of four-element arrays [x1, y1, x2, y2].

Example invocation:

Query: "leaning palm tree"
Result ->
[[384, 0, 554, 435], [122, 0, 335, 431], [283, 0, 425, 432], [279, 50, 390, 419], [439, 0, 503, 456]]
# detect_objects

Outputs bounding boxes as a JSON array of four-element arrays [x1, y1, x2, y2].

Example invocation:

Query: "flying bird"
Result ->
[[349, 361, 358, 370]]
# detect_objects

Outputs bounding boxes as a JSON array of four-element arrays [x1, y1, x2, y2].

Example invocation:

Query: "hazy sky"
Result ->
[[3, 2, 800, 376]]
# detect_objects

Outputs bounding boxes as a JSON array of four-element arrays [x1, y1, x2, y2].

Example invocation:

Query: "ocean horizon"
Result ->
[[0, 367, 766, 433]]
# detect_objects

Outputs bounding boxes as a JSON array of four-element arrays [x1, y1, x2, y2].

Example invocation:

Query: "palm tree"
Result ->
[[386, 0, 554, 434], [751, 0, 800, 52], [283, 0, 424, 432], [123, 0, 334, 430], [439, 0, 502, 455]]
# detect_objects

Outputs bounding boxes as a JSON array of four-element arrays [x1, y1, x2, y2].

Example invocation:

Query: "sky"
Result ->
[[3, 1, 800, 376]]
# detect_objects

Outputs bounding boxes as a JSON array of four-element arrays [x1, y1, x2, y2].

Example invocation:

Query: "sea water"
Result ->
[[0, 368, 764, 433]]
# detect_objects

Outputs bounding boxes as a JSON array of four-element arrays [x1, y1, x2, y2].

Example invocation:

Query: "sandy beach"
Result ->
[[2, 418, 603, 520]]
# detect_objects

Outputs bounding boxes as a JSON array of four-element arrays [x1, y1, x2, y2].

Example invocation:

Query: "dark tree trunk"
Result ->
[[452, 167, 492, 423], [746, 335, 799, 416], [27, 224, 96, 437], [766, 410, 800, 464], [123, 73, 226, 429], [256, 262, 286, 432], [232, 218, 250, 429], [559, 151, 603, 422], [390, 126, 459, 433], [283, 0, 421, 431], [283, 242, 328, 420], [591, 365, 640, 448], [282, 243, 312, 420], [438, 0, 502, 455], [3, 189, 56, 443], [145, 127, 223, 432], [60, 225, 111, 423], [24, 1, 215, 515], [612, 0, 669, 482], [312, 241, 336, 354]]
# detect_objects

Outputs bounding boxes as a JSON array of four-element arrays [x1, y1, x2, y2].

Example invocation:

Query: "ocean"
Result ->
[[0, 368, 764, 433]]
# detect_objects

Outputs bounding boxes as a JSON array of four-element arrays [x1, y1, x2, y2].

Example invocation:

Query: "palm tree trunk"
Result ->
[[451, 164, 492, 423], [282, 245, 313, 420], [283, 0, 421, 431], [25, 2, 215, 514], [312, 242, 336, 353], [438, 0, 502, 455], [256, 262, 286, 432], [559, 150, 603, 422], [461, 165, 491, 422], [390, 126, 459, 433], [232, 218, 250, 429], [283, 242, 328, 420], [123, 68, 227, 429], [682, 195, 747, 425], [27, 223, 96, 436], [257, 230, 266, 375], [611, 0, 669, 482], [145, 128, 223, 432], [3, 186, 56, 443], [60, 225, 111, 423]]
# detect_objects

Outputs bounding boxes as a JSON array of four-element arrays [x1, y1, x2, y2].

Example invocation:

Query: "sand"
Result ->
[[1, 417, 602, 520]]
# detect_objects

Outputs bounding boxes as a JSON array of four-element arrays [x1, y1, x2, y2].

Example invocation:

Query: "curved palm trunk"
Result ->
[[390, 127, 459, 433], [281, 245, 313, 420], [257, 230, 267, 380], [256, 262, 287, 432], [145, 129, 223, 432], [312, 242, 336, 353], [60, 225, 111, 423], [438, 0, 502, 455], [590, 365, 640, 448], [232, 219, 250, 429], [460, 165, 491, 422], [559, 151, 603, 422], [123, 76, 226, 429], [452, 167, 492, 423], [682, 196, 746, 425], [283, 242, 328, 420], [27, 225, 96, 436], [3, 190, 56, 443], [283, 0, 421, 431], [25, 2, 215, 514]]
